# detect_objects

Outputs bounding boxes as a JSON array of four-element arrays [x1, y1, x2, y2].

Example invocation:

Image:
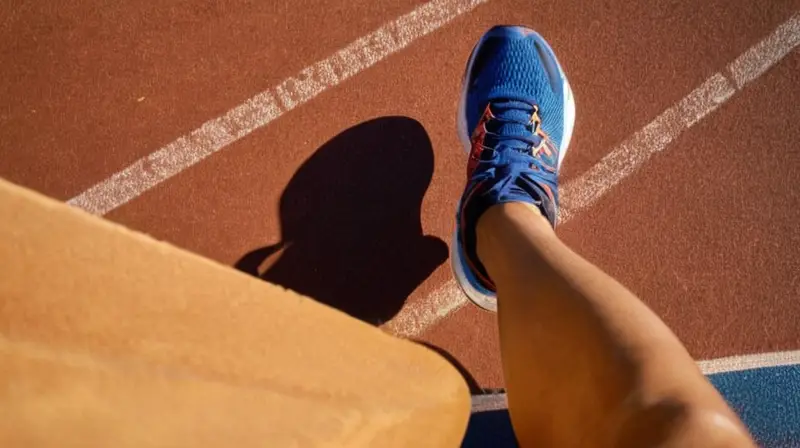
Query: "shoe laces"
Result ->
[[481, 99, 554, 167]]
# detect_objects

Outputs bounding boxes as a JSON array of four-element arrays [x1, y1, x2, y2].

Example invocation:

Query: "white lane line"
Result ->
[[698, 349, 800, 375], [727, 13, 800, 89], [471, 393, 508, 412], [560, 11, 800, 222], [471, 350, 800, 412], [557, 73, 735, 222], [385, 11, 800, 338], [68, 0, 488, 215], [383, 278, 465, 337]]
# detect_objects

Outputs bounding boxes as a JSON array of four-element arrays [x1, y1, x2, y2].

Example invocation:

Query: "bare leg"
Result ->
[[478, 202, 754, 447]]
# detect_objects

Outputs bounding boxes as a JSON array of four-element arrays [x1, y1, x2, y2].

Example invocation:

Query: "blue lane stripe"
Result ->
[[464, 364, 800, 447], [708, 364, 800, 446]]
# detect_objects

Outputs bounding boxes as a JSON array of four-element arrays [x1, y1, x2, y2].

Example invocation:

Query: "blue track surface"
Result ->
[[464, 364, 800, 447], [710, 365, 800, 446]]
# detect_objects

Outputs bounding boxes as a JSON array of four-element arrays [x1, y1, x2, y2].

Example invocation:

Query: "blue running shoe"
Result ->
[[451, 26, 575, 311]]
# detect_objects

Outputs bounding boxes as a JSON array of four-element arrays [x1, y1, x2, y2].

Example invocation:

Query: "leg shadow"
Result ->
[[236, 117, 448, 325]]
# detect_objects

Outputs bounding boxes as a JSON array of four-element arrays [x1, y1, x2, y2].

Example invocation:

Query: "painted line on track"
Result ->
[[559, 11, 800, 222], [471, 349, 800, 412], [67, 0, 488, 215], [384, 11, 800, 338], [698, 349, 800, 375]]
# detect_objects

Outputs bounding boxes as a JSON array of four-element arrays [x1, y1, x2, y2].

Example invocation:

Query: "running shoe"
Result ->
[[451, 26, 575, 311]]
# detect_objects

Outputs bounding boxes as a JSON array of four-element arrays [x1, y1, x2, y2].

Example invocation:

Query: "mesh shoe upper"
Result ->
[[466, 26, 565, 151], [457, 26, 568, 292]]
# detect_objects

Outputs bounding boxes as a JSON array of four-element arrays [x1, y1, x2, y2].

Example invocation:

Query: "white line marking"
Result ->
[[471, 350, 800, 412], [383, 279, 466, 337], [726, 13, 800, 89], [557, 73, 735, 222], [698, 349, 800, 375], [385, 11, 800, 338], [471, 393, 508, 412], [68, 0, 488, 215]]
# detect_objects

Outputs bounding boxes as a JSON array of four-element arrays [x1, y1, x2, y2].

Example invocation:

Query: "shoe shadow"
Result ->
[[235, 116, 448, 325]]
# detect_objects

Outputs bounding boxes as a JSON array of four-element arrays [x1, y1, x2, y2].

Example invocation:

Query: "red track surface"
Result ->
[[2, 0, 799, 388]]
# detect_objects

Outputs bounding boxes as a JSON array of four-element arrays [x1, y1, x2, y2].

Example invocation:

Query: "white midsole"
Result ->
[[450, 228, 497, 312]]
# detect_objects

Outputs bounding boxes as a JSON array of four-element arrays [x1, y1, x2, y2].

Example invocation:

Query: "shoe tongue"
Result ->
[[485, 100, 534, 151]]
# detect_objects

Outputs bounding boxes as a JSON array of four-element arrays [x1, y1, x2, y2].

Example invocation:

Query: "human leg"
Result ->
[[449, 25, 754, 446], [478, 202, 753, 447]]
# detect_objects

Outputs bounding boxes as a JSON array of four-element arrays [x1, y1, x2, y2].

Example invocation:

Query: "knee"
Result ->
[[615, 402, 754, 448]]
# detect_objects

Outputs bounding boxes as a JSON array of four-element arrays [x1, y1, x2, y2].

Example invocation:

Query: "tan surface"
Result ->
[[0, 337, 435, 448], [0, 177, 470, 446]]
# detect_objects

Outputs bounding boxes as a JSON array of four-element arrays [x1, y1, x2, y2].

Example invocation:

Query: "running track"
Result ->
[[2, 0, 800, 442]]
